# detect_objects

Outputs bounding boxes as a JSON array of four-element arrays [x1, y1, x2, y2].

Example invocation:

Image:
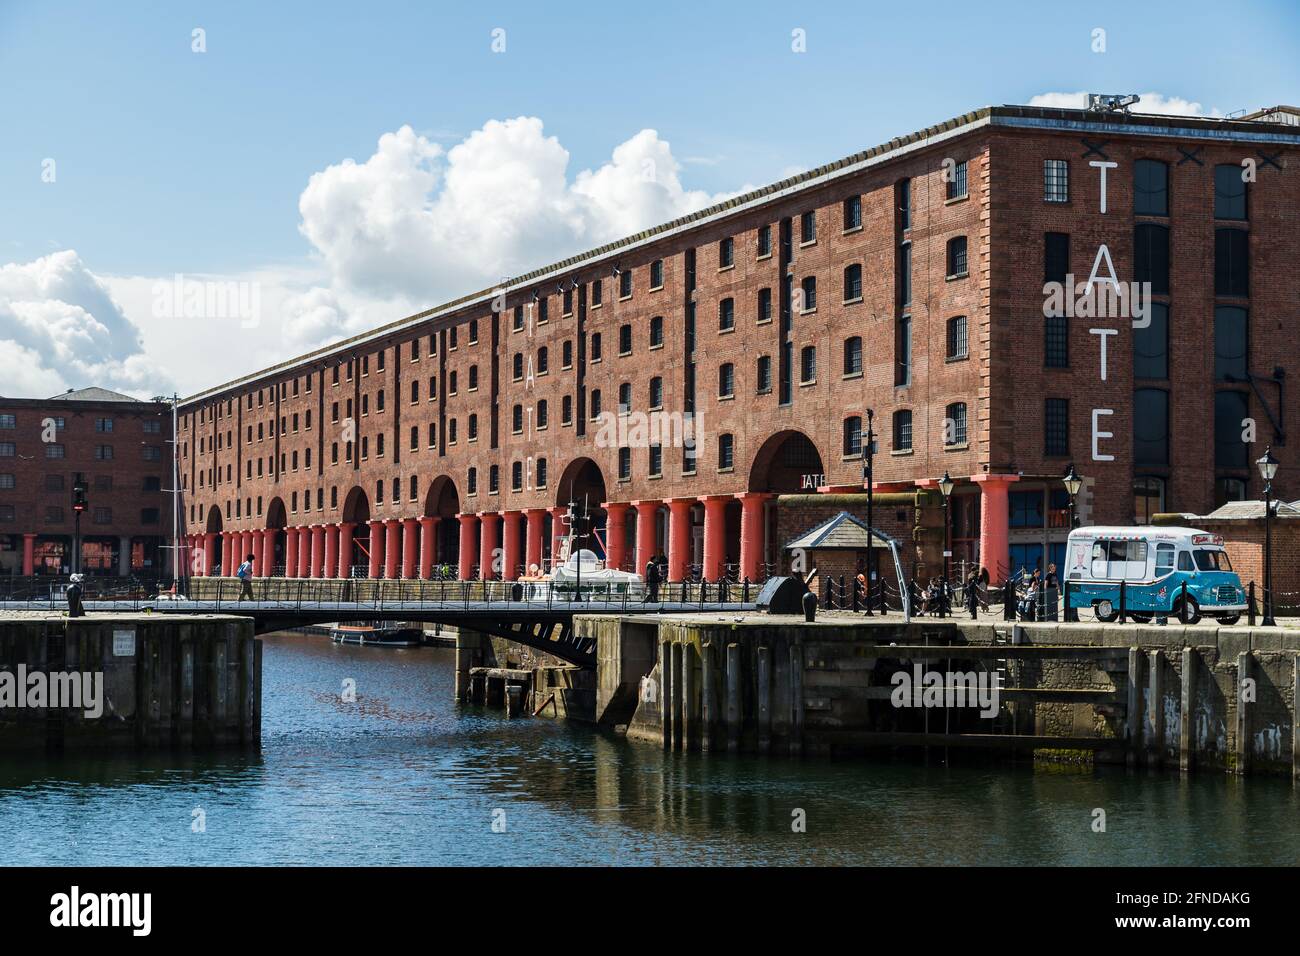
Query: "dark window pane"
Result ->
[[1133, 388, 1169, 466], [1214, 228, 1248, 297], [1214, 306, 1248, 381], [1134, 224, 1170, 295], [1044, 232, 1070, 284], [1133, 302, 1169, 379], [1045, 398, 1069, 456], [1045, 315, 1068, 368], [1134, 160, 1168, 216], [1214, 391, 1249, 469], [1214, 164, 1248, 220]]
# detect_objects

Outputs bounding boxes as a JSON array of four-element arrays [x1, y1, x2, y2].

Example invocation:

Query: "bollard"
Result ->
[[1248, 581, 1257, 627], [802, 588, 817, 622], [505, 684, 523, 718], [1003, 582, 1015, 621]]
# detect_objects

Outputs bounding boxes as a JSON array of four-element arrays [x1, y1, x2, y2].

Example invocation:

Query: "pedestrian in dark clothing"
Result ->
[[66, 573, 86, 618], [965, 567, 980, 619], [644, 557, 661, 603]]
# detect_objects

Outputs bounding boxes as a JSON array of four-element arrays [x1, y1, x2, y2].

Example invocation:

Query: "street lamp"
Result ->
[[937, 471, 954, 617], [1062, 463, 1082, 528], [1061, 464, 1083, 622], [1257, 446, 1279, 627]]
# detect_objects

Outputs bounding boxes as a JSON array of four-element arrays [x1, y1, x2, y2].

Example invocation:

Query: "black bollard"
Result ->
[[802, 588, 817, 623]]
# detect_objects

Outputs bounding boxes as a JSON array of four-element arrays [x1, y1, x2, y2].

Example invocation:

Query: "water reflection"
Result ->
[[0, 632, 1294, 866]]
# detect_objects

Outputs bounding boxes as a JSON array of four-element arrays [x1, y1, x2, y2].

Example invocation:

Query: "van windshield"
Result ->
[[1193, 549, 1232, 572]]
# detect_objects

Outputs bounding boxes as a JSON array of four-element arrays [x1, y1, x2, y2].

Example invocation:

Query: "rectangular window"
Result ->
[[1134, 160, 1169, 216], [899, 242, 912, 307], [650, 259, 663, 289], [757, 225, 772, 257], [1134, 302, 1169, 380], [619, 270, 632, 299], [800, 211, 816, 244], [1214, 390, 1250, 469], [893, 410, 912, 452], [1215, 228, 1249, 297], [757, 288, 772, 323], [1214, 306, 1248, 382], [1214, 164, 1248, 220], [1134, 224, 1170, 295], [1045, 316, 1069, 368], [719, 237, 734, 268], [1043, 159, 1069, 203], [1134, 388, 1170, 466], [946, 316, 968, 360], [1044, 398, 1069, 456], [0, 415, 13, 429], [947, 159, 968, 200], [1044, 232, 1070, 284], [843, 195, 862, 230]]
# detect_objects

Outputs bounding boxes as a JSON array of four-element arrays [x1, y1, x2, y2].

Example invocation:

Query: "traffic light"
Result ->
[[71, 473, 88, 513]]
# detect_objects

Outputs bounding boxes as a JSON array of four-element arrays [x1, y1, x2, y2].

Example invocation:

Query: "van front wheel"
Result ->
[[1095, 600, 1118, 623], [1175, 596, 1201, 625]]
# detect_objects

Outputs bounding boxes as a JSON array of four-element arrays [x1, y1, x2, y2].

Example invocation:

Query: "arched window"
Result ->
[[843, 416, 863, 457], [718, 363, 735, 398], [843, 337, 862, 375]]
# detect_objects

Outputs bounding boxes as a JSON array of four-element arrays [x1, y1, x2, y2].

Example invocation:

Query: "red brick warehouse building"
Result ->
[[175, 101, 1300, 584], [0, 388, 176, 577]]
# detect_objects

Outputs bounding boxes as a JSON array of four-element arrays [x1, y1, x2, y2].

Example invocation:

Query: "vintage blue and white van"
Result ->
[[1064, 526, 1247, 624]]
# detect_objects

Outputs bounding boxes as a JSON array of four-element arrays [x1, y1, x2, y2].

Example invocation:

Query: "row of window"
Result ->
[[1041, 158, 1249, 220]]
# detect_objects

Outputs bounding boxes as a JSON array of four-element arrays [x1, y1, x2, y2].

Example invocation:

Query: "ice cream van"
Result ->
[[1064, 526, 1247, 624]]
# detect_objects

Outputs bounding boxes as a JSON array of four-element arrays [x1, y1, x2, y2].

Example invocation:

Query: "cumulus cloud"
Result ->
[[0, 251, 175, 399], [1028, 91, 1223, 117], [298, 118, 734, 306], [5, 118, 742, 395]]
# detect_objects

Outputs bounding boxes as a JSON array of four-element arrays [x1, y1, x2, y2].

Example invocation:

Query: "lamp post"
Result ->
[[1257, 446, 1279, 627], [938, 471, 954, 617], [1062, 463, 1082, 529], [71, 472, 88, 575], [863, 409, 876, 615], [1062, 464, 1083, 622]]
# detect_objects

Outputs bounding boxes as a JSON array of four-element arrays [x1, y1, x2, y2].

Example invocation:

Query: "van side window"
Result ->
[[1155, 543, 1175, 573], [1177, 551, 1194, 572], [1090, 542, 1107, 577]]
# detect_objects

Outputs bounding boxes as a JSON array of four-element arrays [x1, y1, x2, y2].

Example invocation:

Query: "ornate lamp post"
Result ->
[[937, 471, 954, 617], [1257, 446, 1279, 627], [1062, 464, 1083, 622]]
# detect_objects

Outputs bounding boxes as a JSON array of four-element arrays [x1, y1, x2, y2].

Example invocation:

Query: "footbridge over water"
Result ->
[[0, 578, 764, 668]]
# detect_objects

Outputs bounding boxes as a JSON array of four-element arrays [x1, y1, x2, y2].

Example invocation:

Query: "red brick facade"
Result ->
[[0, 390, 174, 577], [173, 104, 1300, 585]]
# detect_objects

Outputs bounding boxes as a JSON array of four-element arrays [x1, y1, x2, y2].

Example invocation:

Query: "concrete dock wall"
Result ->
[[581, 613, 1300, 777], [0, 613, 260, 751]]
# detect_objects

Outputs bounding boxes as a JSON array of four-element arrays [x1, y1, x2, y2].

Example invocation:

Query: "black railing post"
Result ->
[[1003, 580, 1014, 621], [742, 577, 750, 603], [1179, 581, 1189, 624], [1063, 579, 1078, 622], [1248, 581, 1257, 627], [1118, 581, 1127, 625]]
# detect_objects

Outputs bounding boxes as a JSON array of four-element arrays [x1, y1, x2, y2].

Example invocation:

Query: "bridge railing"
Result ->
[[2, 575, 764, 614]]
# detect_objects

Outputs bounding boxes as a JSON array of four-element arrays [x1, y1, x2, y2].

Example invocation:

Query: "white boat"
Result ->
[[520, 532, 643, 601]]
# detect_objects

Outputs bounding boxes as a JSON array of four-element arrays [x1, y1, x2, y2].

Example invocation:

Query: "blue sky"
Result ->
[[1, 0, 1297, 396]]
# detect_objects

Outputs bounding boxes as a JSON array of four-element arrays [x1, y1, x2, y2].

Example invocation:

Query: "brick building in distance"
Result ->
[[175, 100, 1300, 587], [0, 388, 175, 578]]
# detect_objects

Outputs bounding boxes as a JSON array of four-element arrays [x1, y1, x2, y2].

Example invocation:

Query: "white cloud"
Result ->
[[297, 118, 735, 306], [0, 250, 176, 399], [4, 118, 743, 396], [1028, 91, 1223, 118]]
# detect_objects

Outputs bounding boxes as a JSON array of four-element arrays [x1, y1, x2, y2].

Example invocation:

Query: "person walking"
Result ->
[[644, 555, 661, 603], [965, 567, 980, 619], [236, 553, 255, 601]]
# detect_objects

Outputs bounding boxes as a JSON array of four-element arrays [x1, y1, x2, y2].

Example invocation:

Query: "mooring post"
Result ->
[[505, 684, 523, 718], [1147, 648, 1165, 768], [701, 640, 715, 753], [1126, 646, 1143, 768], [725, 642, 741, 753], [789, 642, 804, 756], [1236, 651, 1251, 776], [756, 644, 772, 753], [660, 639, 673, 752], [1180, 646, 1197, 772], [671, 641, 684, 752], [681, 640, 696, 751]]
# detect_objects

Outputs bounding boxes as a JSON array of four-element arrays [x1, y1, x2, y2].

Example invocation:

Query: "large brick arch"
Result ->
[[341, 485, 371, 525], [423, 475, 459, 518], [747, 429, 824, 493], [555, 457, 607, 511], [204, 505, 224, 534], [264, 497, 287, 530]]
